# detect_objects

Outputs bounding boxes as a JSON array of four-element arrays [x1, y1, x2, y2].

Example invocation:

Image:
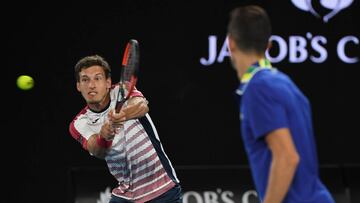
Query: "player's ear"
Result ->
[[106, 78, 111, 89], [76, 82, 81, 92], [227, 35, 237, 54]]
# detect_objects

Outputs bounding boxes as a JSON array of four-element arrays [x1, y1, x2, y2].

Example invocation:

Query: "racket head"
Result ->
[[115, 39, 140, 113]]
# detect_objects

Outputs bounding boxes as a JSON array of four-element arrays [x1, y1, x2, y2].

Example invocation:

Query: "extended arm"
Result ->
[[263, 128, 300, 203]]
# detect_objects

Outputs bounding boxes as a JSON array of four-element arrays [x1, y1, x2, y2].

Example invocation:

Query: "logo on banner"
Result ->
[[200, 34, 359, 65], [291, 0, 353, 22], [96, 187, 111, 203], [182, 189, 258, 203]]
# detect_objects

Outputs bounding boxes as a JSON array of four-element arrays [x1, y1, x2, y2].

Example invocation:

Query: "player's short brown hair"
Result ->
[[74, 55, 111, 82]]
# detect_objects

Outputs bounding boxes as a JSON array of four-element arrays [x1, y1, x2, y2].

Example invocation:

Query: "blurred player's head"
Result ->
[[75, 55, 112, 108], [227, 5, 271, 76], [227, 5, 271, 55]]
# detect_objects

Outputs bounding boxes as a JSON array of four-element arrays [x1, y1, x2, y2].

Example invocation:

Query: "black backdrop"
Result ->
[[4, 0, 360, 202]]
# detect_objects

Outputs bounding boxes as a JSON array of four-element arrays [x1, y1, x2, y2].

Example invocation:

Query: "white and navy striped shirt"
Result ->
[[69, 85, 179, 202]]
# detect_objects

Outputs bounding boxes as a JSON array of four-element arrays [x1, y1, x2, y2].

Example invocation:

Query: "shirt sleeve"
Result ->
[[243, 79, 289, 140], [69, 111, 95, 150], [130, 86, 144, 97]]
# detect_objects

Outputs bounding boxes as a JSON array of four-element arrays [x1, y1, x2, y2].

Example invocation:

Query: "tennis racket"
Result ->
[[115, 39, 140, 113], [114, 39, 139, 186]]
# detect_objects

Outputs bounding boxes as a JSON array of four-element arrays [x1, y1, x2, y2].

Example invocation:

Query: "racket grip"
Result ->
[[115, 100, 126, 113]]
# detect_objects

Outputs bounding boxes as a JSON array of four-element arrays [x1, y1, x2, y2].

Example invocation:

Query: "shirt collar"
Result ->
[[240, 58, 272, 84], [236, 58, 272, 96]]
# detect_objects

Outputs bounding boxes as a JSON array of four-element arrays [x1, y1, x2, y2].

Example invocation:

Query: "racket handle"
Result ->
[[115, 99, 126, 113]]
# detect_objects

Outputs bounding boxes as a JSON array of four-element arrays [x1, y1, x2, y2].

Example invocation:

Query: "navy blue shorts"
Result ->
[[109, 184, 183, 203]]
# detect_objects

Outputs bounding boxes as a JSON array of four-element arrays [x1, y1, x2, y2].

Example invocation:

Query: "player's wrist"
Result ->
[[96, 134, 112, 148]]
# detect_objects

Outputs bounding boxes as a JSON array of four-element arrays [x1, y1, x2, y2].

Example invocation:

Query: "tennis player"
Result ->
[[69, 55, 182, 203], [227, 5, 335, 203]]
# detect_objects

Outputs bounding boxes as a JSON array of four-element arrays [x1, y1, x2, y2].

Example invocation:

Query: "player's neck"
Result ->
[[88, 93, 111, 113], [240, 54, 265, 77]]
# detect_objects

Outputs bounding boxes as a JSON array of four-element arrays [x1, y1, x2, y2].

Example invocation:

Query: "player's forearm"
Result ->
[[125, 96, 149, 119], [263, 154, 299, 203], [87, 134, 111, 159]]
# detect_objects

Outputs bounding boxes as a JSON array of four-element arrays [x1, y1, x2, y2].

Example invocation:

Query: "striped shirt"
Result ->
[[69, 84, 179, 202]]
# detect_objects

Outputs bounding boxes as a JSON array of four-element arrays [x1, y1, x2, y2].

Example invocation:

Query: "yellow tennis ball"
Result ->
[[17, 75, 34, 90]]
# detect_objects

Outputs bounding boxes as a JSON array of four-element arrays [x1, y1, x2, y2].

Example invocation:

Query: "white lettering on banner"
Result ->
[[266, 35, 287, 63], [184, 191, 204, 203], [200, 34, 359, 66], [93, 187, 257, 203], [337, 36, 359, 63], [217, 37, 231, 63], [242, 190, 258, 203], [204, 191, 219, 203], [289, 35, 308, 63], [200, 36, 230, 66], [97, 187, 112, 203], [222, 190, 235, 203], [200, 36, 217, 66], [268, 33, 328, 63], [182, 189, 257, 203], [310, 34, 328, 63]]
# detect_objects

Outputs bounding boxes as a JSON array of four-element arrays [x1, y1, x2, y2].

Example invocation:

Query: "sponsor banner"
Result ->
[[200, 34, 359, 66], [199, 0, 358, 66], [69, 166, 357, 203], [71, 167, 260, 203]]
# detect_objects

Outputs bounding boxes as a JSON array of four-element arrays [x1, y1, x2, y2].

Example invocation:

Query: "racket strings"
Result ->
[[120, 46, 138, 100], [123, 50, 137, 81]]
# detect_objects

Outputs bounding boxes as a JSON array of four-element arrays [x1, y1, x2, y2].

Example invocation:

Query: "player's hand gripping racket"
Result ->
[[115, 39, 140, 114]]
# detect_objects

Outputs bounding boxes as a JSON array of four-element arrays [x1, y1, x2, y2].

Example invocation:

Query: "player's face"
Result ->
[[77, 65, 111, 106]]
